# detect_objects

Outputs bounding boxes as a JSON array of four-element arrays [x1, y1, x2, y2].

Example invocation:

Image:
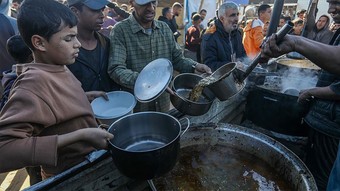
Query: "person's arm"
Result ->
[[107, 2, 130, 19], [108, 24, 139, 89], [58, 128, 113, 149], [304, 1, 318, 34], [298, 86, 340, 103], [261, 34, 340, 75]]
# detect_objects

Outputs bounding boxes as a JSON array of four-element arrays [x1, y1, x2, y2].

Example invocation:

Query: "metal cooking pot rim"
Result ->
[[210, 62, 237, 82], [108, 112, 183, 153]]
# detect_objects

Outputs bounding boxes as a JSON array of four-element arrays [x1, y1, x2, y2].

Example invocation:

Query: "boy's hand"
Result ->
[[85, 91, 108, 102], [81, 128, 114, 150], [58, 128, 113, 149]]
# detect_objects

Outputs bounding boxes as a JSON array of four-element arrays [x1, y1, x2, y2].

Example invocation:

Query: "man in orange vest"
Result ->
[[242, 4, 271, 59]]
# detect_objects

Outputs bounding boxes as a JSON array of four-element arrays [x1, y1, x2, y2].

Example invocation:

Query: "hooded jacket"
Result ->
[[306, 15, 333, 44], [201, 19, 246, 71], [242, 19, 264, 58], [0, 0, 18, 75]]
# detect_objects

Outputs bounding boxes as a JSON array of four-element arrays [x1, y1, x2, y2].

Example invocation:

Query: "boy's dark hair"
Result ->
[[258, 4, 270, 17], [17, 0, 78, 50], [162, 7, 170, 17], [192, 14, 201, 22], [191, 11, 197, 19], [6, 35, 32, 63]]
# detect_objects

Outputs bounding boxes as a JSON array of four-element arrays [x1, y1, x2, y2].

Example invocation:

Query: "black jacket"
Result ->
[[201, 19, 246, 71], [158, 16, 179, 41], [67, 32, 120, 92]]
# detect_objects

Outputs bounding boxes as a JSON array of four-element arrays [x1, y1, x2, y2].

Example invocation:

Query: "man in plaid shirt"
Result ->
[[108, 0, 211, 112]]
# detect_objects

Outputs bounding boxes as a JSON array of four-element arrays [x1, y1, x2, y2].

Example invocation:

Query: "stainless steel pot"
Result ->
[[170, 73, 215, 116], [207, 63, 246, 101], [108, 112, 189, 180]]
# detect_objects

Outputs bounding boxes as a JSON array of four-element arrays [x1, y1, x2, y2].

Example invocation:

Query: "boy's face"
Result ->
[[42, 26, 81, 65], [76, 5, 105, 31]]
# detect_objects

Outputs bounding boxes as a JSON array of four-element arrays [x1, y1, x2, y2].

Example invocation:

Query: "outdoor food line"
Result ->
[[24, 21, 319, 190], [2, 0, 340, 189]]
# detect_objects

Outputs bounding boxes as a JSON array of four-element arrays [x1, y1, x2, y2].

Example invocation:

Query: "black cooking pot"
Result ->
[[245, 86, 309, 136], [108, 112, 189, 180]]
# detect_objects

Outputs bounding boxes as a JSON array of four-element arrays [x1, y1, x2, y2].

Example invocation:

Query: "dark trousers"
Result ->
[[327, 141, 340, 191], [25, 166, 42, 185], [305, 128, 339, 190]]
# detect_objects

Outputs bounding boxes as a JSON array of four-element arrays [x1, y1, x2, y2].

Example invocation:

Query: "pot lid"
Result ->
[[134, 58, 173, 103]]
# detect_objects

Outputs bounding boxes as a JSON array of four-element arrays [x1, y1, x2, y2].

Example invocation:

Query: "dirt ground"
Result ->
[[0, 169, 30, 191]]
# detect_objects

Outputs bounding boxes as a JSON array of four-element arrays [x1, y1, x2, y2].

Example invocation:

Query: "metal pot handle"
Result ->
[[179, 117, 190, 137]]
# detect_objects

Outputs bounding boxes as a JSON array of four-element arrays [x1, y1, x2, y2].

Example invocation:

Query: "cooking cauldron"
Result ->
[[245, 85, 309, 136], [108, 112, 189, 180], [154, 124, 317, 190]]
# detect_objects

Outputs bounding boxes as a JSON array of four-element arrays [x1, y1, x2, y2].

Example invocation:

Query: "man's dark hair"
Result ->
[[297, 9, 307, 15], [12, 0, 23, 3], [258, 4, 270, 17], [6, 35, 32, 63], [200, 9, 207, 14], [17, 0, 78, 50], [162, 7, 170, 17]]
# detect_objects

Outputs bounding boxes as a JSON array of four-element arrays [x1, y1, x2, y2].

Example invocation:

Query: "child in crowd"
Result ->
[[291, 18, 304, 36], [0, 0, 113, 180], [0, 34, 33, 110], [1, 34, 43, 185]]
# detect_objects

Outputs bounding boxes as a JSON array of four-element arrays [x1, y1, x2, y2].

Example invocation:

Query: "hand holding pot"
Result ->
[[298, 89, 314, 104], [194, 63, 212, 75], [58, 128, 114, 150], [81, 128, 114, 150]]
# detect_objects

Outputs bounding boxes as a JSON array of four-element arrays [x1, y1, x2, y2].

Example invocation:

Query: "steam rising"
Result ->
[[280, 67, 318, 92]]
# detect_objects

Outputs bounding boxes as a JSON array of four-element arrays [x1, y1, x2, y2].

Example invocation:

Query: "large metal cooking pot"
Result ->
[[108, 112, 189, 180], [154, 124, 317, 190], [276, 57, 321, 76], [245, 85, 310, 136], [170, 73, 215, 116], [207, 62, 246, 101]]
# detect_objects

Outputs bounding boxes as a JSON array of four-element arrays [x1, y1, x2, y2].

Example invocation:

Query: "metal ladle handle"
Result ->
[[238, 21, 294, 82]]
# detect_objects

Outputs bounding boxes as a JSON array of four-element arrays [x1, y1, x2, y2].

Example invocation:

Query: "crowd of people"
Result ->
[[0, 0, 339, 190]]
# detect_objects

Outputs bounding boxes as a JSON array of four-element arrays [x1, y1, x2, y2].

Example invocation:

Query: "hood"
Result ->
[[243, 19, 253, 32], [314, 14, 331, 32], [0, 0, 11, 16], [1, 70, 16, 88]]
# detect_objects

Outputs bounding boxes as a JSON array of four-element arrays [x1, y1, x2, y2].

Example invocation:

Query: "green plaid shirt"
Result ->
[[108, 14, 196, 112]]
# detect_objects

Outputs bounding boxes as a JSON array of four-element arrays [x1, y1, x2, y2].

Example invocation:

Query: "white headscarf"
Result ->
[[0, 0, 12, 16]]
